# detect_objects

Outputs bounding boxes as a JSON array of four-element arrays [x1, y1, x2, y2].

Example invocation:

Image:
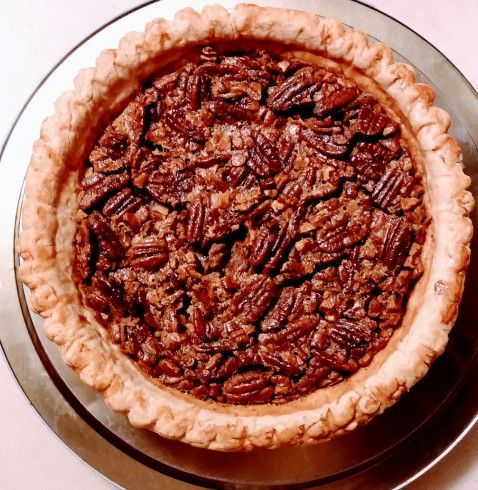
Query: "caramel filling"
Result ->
[[74, 47, 428, 405]]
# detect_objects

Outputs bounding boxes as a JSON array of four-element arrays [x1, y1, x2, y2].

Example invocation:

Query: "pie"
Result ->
[[19, 4, 473, 450], [75, 48, 429, 407]]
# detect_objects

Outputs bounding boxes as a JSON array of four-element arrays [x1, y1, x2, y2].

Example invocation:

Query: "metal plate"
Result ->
[[0, 0, 477, 488]]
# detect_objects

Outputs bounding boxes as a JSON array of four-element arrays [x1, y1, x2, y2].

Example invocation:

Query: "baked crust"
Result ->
[[19, 4, 473, 451]]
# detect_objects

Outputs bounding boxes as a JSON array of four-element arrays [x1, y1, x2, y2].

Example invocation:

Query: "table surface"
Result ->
[[0, 1, 477, 488]]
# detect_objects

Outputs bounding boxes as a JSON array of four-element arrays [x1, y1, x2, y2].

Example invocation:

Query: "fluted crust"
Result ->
[[19, 4, 473, 451]]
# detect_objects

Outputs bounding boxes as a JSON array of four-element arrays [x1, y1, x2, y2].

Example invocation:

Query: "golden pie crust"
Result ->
[[19, 4, 473, 450]]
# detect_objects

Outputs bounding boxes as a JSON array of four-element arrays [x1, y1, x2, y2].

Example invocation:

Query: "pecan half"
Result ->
[[225, 165, 252, 188], [223, 371, 273, 404], [156, 358, 183, 377], [262, 205, 306, 274], [216, 351, 256, 379], [328, 319, 370, 349], [127, 237, 168, 270], [302, 166, 343, 202], [246, 133, 283, 177], [316, 209, 371, 254], [250, 222, 279, 267], [187, 200, 207, 243], [206, 243, 228, 272], [314, 84, 359, 116], [147, 169, 193, 206], [232, 276, 277, 323], [191, 306, 208, 340], [206, 99, 259, 123], [303, 129, 348, 157], [380, 217, 413, 268], [188, 153, 229, 170], [162, 108, 206, 143], [83, 274, 124, 314], [294, 362, 331, 393], [261, 288, 296, 332], [263, 316, 318, 345], [103, 188, 140, 217], [351, 141, 401, 181], [337, 248, 360, 291], [89, 130, 129, 173], [88, 213, 123, 262], [267, 67, 320, 112], [313, 350, 359, 372], [200, 46, 218, 63], [353, 103, 392, 137], [187, 72, 209, 110], [260, 349, 305, 376], [372, 160, 407, 210], [80, 172, 129, 210]]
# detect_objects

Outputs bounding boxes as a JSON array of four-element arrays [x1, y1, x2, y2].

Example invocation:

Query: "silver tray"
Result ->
[[0, 0, 477, 488]]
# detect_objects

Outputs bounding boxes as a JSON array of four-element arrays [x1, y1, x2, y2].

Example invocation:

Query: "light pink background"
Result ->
[[0, 1, 476, 488]]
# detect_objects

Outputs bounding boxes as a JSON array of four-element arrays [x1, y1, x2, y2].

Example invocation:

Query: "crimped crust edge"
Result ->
[[19, 4, 473, 451]]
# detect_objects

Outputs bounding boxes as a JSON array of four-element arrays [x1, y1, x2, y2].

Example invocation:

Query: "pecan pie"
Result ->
[[74, 48, 429, 406], [19, 5, 473, 450]]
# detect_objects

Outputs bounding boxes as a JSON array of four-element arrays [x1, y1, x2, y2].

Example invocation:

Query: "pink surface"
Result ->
[[0, 1, 476, 488]]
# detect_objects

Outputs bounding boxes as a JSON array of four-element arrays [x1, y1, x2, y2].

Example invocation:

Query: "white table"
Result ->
[[0, 1, 476, 488]]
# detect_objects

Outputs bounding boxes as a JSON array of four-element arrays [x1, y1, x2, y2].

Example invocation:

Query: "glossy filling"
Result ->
[[74, 47, 428, 405]]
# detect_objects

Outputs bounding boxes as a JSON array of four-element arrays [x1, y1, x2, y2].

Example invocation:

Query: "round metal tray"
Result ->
[[0, 1, 477, 488]]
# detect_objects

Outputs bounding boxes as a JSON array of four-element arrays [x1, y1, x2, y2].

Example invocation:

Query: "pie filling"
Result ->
[[74, 47, 428, 405]]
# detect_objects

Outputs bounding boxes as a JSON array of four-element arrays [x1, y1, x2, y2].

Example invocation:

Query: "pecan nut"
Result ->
[[127, 237, 169, 270], [232, 276, 277, 323], [80, 172, 129, 210], [246, 133, 283, 177], [267, 67, 320, 112], [223, 371, 273, 404], [187, 200, 208, 243]]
